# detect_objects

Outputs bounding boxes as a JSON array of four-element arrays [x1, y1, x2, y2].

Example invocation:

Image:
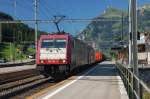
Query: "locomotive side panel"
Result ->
[[72, 38, 95, 68], [90, 48, 95, 63]]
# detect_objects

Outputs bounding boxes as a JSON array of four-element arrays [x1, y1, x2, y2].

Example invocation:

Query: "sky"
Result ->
[[0, 0, 149, 35]]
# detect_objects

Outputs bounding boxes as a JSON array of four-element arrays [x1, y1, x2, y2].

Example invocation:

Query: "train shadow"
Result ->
[[78, 63, 118, 76], [66, 62, 120, 83]]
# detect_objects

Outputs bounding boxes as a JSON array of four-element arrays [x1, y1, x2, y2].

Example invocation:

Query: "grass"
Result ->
[[0, 42, 34, 61], [143, 91, 150, 99], [0, 42, 12, 60], [27, 47, 35, 55]]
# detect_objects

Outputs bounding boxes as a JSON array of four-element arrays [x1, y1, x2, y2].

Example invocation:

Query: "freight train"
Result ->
[[95, 51, 103, 62], [36, 32, 103, 79]]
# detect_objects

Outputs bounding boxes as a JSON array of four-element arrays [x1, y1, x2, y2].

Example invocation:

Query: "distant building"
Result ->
[[115, 32, 150, 65], [77, 32, 85, 40], [142, 32, 150, 64], [137, 32, 150, 65], [137, 32, 147, 64]]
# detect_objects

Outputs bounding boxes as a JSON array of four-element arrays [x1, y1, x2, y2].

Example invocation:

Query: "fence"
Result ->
[[116, 62, 150, 99]]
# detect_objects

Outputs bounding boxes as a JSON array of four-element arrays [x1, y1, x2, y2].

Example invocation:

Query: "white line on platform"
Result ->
[[117, 75, 129, 99], [42, 65, 98, 99]]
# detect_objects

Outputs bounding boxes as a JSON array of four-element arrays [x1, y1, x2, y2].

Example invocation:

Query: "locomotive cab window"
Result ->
[[41, 39, 66, 48], [41, 40, 54, 48], [55, 39, 66, 48]]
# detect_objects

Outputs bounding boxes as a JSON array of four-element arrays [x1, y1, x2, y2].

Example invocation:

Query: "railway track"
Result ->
[[0, 69, 51, 98], [0, 63, 98, 98]]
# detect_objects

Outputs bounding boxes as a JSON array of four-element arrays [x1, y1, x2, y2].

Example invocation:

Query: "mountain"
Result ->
[[138, 4, 150, 32], [0, 12, 36, 42], [0, 12, 13, 20], [0, 12, 49, 60], [81, 5, 150, 53]]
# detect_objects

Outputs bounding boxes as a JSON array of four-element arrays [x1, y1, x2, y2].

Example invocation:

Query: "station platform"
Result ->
[[0, 65, 36, 74], [28, 61, 129, 99]]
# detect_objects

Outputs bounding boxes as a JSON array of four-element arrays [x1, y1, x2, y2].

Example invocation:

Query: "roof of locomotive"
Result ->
[[39, 32, 72, 39], [39, 32, 94, 50]]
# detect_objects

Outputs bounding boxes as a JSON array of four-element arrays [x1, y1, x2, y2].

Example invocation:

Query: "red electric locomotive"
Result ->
[[36, 32, 95, 79]]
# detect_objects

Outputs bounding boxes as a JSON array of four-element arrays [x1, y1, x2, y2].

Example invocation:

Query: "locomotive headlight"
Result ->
[[63, 60, 66, 63], [41, 60, 44, 63]]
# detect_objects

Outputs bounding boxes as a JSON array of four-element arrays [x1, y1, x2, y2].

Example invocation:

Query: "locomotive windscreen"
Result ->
[[41, 39, 66, 48], [55, 40, 66, 48]]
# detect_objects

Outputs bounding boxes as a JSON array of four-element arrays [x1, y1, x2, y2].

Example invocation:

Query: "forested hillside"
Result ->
[[0, 12, 36, 60], [0, 12, 35, 42]]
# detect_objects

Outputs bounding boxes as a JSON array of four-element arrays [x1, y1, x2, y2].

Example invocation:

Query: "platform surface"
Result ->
[[38, 61, 129, 99], [0, 65, 36, 74]]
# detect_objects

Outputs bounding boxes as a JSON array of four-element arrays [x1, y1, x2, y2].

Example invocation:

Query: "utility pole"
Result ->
[[131, 0, 139, 97], [129, 0, 132, 67], [14, 0, 17, 19], [121, 12, 124, 41], [0, 23, 2, 42], [34, 0, 38, 52], [13, 0, 17, 62]]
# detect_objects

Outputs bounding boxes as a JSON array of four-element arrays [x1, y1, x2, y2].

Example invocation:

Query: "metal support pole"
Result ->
[[131, 0, 138, 78], [122, 13, 124, 41], [128, 0, 132, 67], [131, 0, 139, 97], [13, 0, 17, 62], [0, 23, 2, 42], [34, 0, 38, 53]]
